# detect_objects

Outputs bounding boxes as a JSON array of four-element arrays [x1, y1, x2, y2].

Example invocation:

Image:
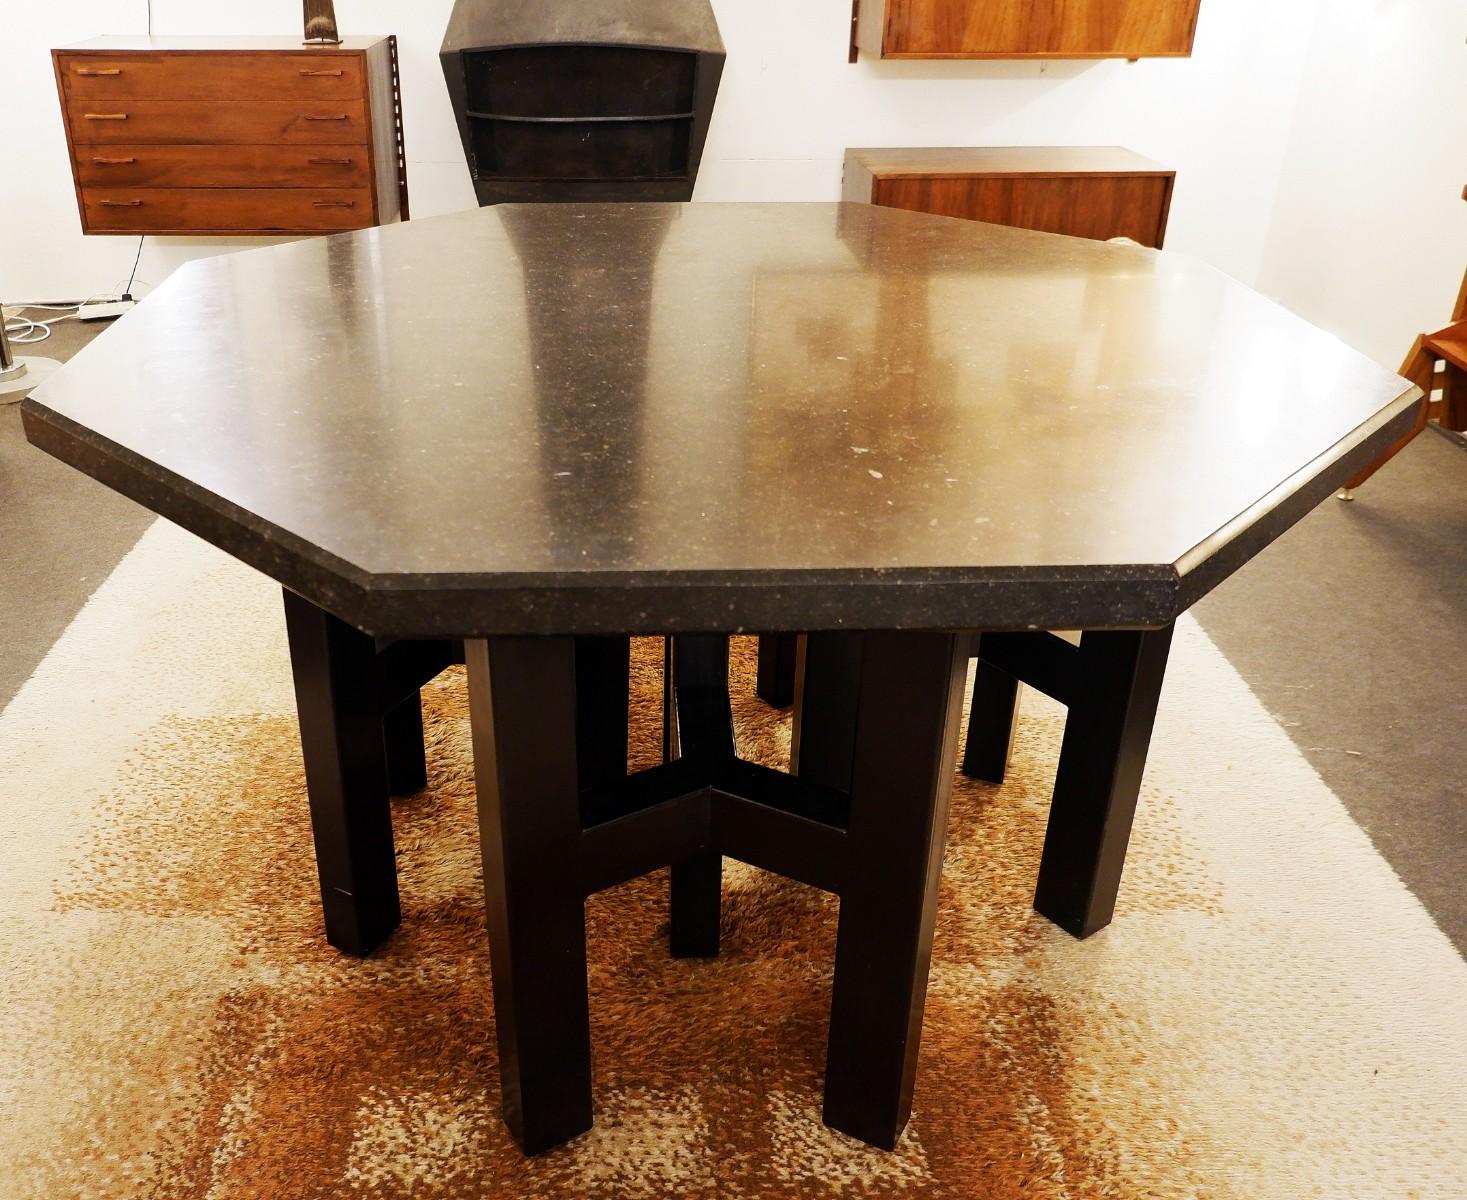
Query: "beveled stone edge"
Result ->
[[1173, 382, 1423, 608], [28, 381, 1419, 640], [22, 393, 1187, 638]]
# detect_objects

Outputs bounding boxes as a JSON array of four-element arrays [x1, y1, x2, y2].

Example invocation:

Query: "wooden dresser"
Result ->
[[850, 0, 1203, 59], [843, 147, 1175, 248], [53, 36, 408, 236]]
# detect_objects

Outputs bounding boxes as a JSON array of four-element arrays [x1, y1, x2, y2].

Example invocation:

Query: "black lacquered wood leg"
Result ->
[[466, 636, 593, 1155], [790, 632, 862, 792], [575, 636, 630, 792], [383, 691, 428, 797], [668, 635, 730, 958], [282, 589, 401, 957], [1033, 624, 1175, 939], [960, 651, 1020, 783], [661, 636, 677, 761], [755, 632, 800, 708], [670, 851, 722, 958], [821, 632, 968, 1150]]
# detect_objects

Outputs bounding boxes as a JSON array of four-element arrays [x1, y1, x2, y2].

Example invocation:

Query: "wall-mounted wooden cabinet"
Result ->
[[53, 36, 408, 236], [852, 0, 1202, 60], [844, 146, 1176, 248]]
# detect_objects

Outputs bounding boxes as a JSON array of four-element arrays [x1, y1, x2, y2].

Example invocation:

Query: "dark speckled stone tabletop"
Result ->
[[23, 203, 1418, 638]]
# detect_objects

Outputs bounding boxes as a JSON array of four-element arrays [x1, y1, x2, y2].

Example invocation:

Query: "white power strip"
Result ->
[[78, 299, 136, 322]]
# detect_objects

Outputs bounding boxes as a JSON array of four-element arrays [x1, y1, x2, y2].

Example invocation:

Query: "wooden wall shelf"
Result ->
[[843, 146, 1176, 249], [53, 36, 409, 237], [851, 0, 1203, 60]]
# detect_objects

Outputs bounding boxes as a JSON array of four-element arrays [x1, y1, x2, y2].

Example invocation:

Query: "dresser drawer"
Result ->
[[81, 187, 375, 233], [67, 99, 370, 145], [75, 144, 372, 188], [57, 52, 365, 101]]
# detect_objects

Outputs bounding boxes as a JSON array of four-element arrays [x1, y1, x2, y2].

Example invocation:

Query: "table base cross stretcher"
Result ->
[[283, 586, 1177, 1154]]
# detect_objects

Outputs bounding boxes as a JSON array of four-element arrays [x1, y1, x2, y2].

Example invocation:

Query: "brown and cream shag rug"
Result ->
[[2, 520, 1465, 1199]]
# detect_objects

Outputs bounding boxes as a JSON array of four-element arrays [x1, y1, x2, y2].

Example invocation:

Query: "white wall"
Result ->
[[3, 0, 1321, 305], [1258, 0, 1467, 367]]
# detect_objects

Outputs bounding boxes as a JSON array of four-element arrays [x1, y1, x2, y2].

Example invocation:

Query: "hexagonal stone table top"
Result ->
[[23, 202, 1417, 638]]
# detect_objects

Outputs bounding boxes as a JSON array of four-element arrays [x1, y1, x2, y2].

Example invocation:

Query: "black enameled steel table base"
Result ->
[[467, 629, 969, 1153], [283, 587, 1176, 1155], [282, 589, 462, 956], [758, 625, 1176, 939], [960, 627, 1175, 938]]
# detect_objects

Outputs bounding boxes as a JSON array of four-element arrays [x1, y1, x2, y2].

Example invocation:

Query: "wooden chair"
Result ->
[[1340, 217, 1467, 497]]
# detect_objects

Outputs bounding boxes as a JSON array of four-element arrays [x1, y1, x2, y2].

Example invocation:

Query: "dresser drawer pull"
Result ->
[[313, 200, 356, 208], [308, 156, 354, 166], [83, 112, 129, 121], [304, 114, 351, 122], [98, 199, 144, 207], [93, 156, 138, 165], [300, 69, 345, 77], [75, 68, 123, 77]]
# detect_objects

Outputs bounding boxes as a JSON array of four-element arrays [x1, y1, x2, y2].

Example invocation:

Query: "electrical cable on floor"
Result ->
[[124, 235, 145, 299], [2, 308, 78, 347], [3, 292, 129, 346], [2, 274, 150, 347], [4, 319, 46, 345]]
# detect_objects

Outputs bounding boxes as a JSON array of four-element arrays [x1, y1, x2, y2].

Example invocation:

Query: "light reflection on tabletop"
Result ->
[[28, 202, 1416, 585]]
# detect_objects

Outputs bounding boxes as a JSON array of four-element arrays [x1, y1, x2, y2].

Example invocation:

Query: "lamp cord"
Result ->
[[122, 0, 151, 298], [124, 236, 144, 299]]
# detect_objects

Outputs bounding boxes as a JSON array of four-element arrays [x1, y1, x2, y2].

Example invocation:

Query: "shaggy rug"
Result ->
[[2, 520, 1464, 1199]]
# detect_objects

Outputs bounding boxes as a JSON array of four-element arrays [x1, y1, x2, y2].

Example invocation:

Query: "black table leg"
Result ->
[[383, 692, 428, 797], [282, 589, 401, 957], [1033, 624, 1174, 939], [575, 636, 630, 791], [668, 635, 729, 958], [755, 632, 800, 708], [670, 851, 722, 958], [819, 632, 968, 1149], [790, 632, 861, 793], [465, 636, 594, 1155], [960, 652, 1020, 784]]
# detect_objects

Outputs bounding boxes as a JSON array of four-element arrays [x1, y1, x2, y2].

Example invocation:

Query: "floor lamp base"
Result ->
[[0, 356, 62, 399]]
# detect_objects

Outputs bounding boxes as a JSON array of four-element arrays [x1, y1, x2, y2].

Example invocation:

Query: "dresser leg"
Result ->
[[960, 653, 1019, 783], [383, 691, 428, 797], [1033, 625, 1174, 939], [466, 636, 594, 1155], [822, 632, 967, 1149], [282, 589, 401, 957]]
